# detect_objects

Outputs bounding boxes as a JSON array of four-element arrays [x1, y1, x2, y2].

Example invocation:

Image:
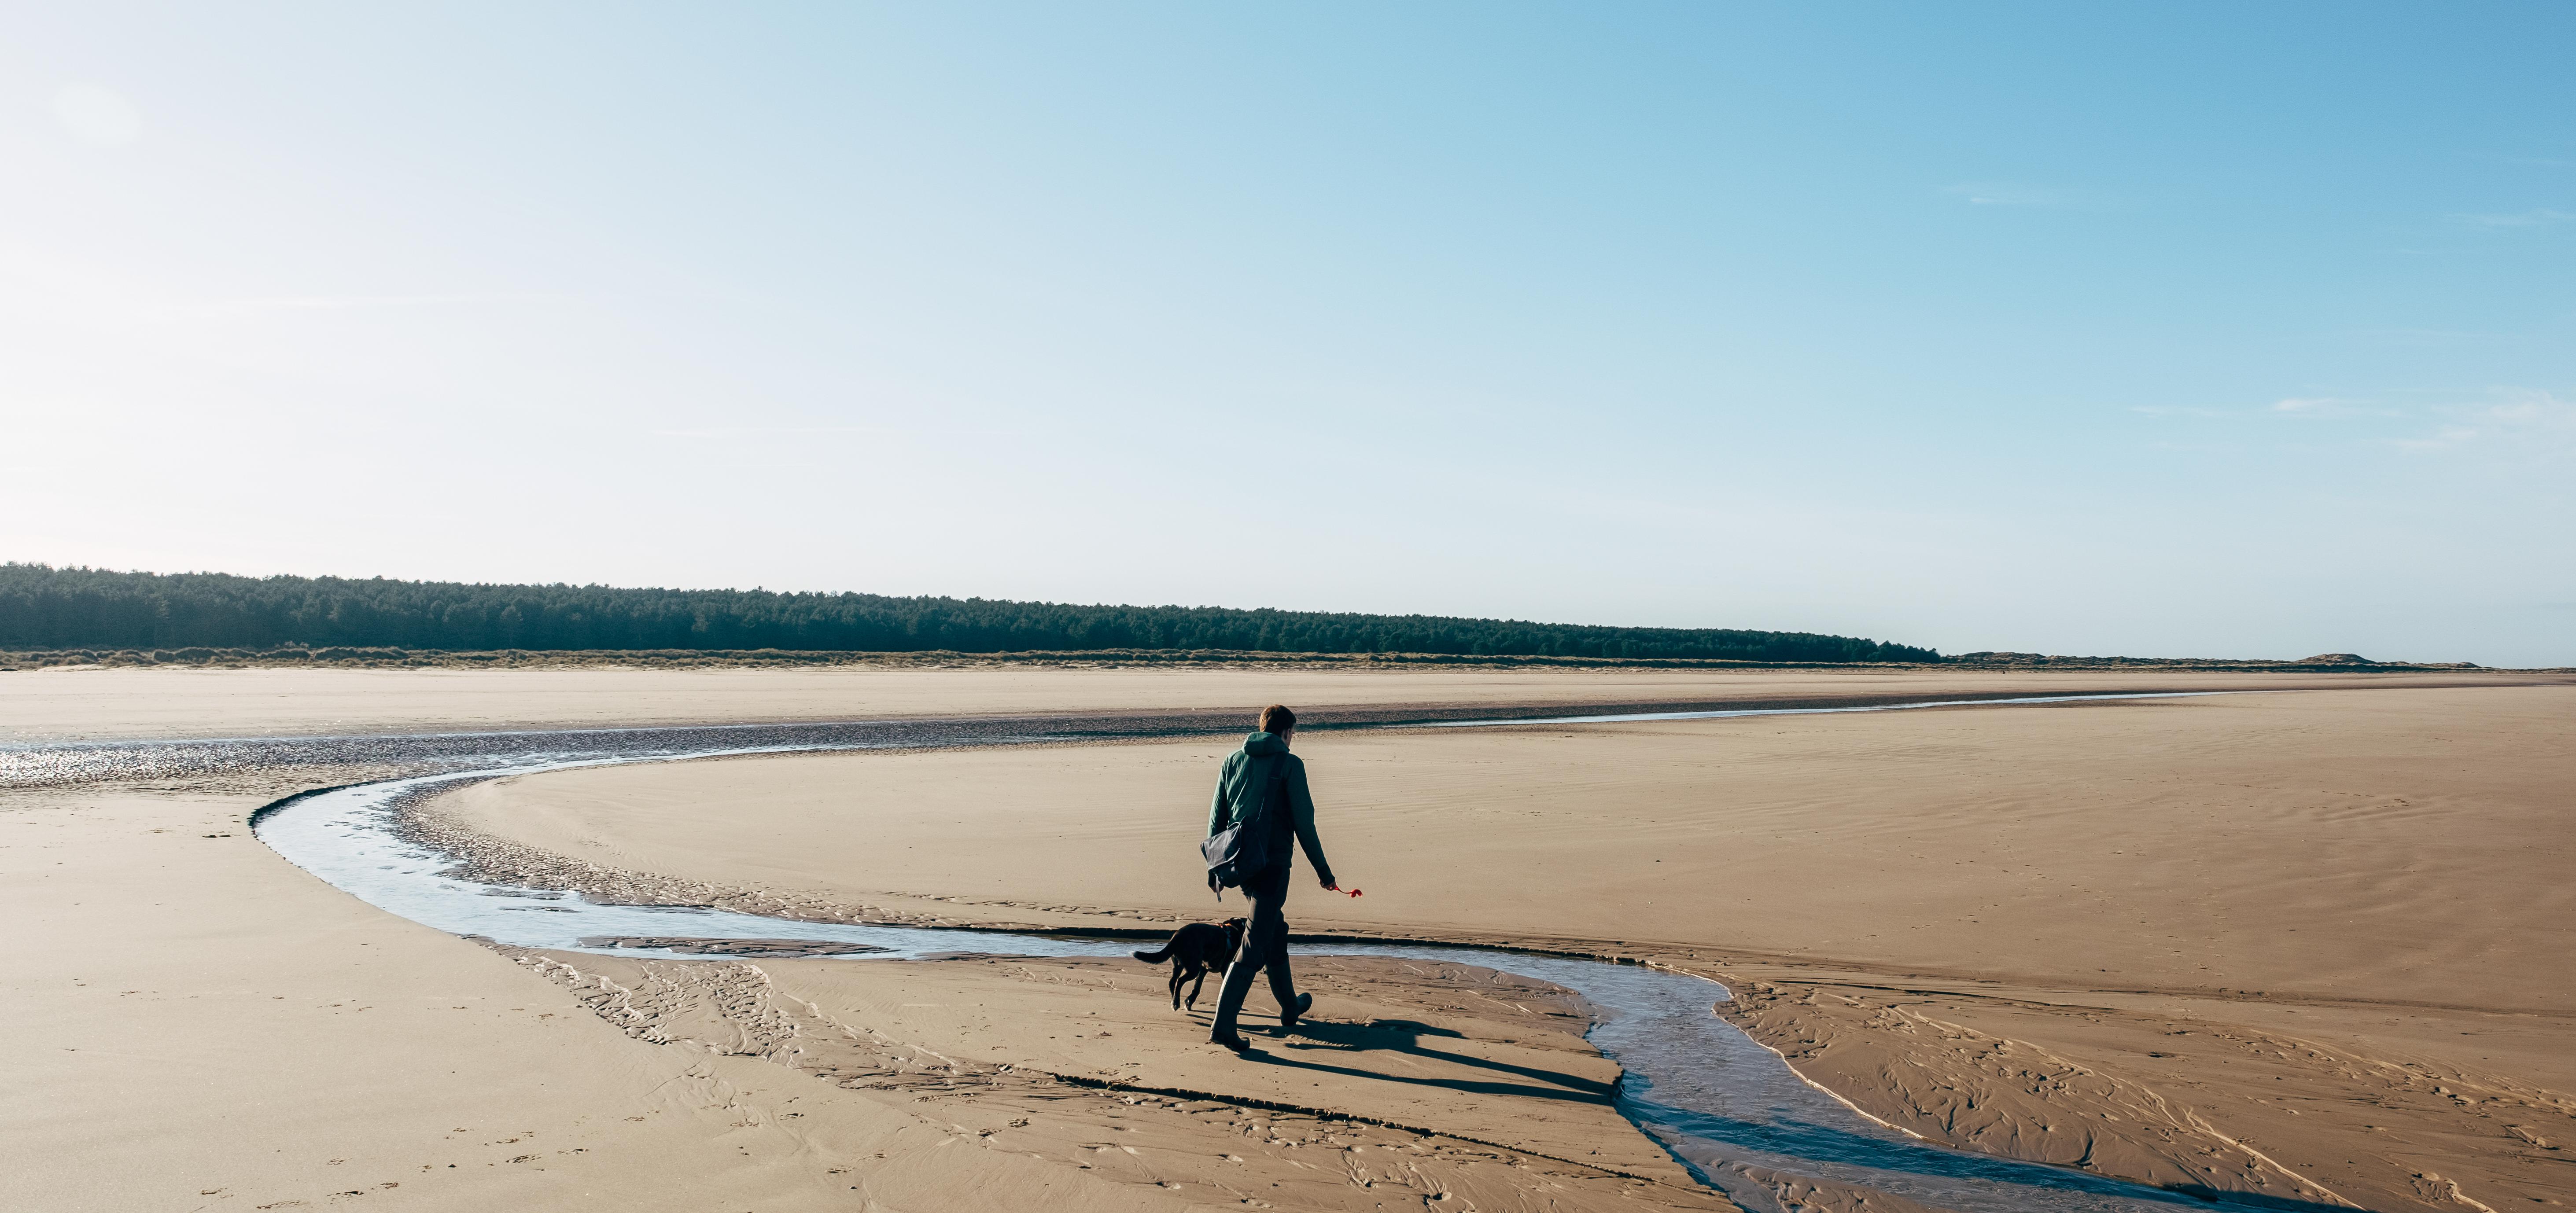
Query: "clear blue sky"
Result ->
[[5, 4, 2570, 664]]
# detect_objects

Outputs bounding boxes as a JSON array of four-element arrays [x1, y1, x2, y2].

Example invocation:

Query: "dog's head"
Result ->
[[1222, 916, 1247, 952]]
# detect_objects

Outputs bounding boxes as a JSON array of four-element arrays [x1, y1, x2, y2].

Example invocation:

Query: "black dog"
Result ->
[[1132, 918, 1246, 1011]]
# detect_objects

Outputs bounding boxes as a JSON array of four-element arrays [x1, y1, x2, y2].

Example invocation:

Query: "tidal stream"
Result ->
[[16, 692, 2272, 1213]]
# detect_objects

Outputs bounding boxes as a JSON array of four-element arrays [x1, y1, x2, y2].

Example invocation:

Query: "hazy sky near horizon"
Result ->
[[5, 4, 2571, 665]]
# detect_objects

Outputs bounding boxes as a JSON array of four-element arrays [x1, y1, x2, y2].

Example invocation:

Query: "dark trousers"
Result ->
[[1210, 857, 1297, 1037]]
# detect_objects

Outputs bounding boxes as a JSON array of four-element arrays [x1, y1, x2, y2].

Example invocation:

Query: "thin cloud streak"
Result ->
[[649, 426, 890, 439], [2451, 208, 2575, 228], [649, 425, 1021, 439], [1942, 182, 2074, 207], [2272, 397, 2399, 419], [209, 293, 546, 313], [2387, 390, 2574, 456], [2131, 398, 2398, 420]]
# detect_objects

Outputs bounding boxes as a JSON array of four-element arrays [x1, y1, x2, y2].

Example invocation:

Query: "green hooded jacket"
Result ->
[[1207, 731, 1333, 885]]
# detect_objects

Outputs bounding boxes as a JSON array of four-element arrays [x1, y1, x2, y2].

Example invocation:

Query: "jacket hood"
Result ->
[[1241, 731, 1288, 757]]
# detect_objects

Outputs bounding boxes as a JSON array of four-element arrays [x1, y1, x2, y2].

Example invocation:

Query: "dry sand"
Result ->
[[9, 666, 2568, 1212], [0, 661, 2499, 742], [437, 682, 2576, 1211], [2, 788, 1200, 1212], [1, 787, 1717, 1212]]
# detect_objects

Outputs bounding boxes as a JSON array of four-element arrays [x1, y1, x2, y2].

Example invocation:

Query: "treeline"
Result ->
[[0, 564, 1941, 663]]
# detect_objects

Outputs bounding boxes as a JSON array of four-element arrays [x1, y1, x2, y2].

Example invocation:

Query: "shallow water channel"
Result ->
[[31, 692, 2264, 1213]]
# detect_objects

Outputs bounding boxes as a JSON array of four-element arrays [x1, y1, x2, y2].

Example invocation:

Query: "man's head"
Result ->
[[1258, 703, 1297, 739]]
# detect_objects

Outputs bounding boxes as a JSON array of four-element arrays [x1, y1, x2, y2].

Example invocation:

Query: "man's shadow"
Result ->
[[1224, 1016, 1612, 1104]]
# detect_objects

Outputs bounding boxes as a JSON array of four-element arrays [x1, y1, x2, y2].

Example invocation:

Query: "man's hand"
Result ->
[[1319, 875, 1338, 891]]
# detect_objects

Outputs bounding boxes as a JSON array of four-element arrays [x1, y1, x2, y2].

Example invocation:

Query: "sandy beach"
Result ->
[[7, 666, 2569, 1211], [0, 662, 2496, 742], [18, 7, 2568, 1210]]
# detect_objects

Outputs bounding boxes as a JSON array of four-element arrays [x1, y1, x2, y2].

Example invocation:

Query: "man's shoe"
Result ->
[[1279, 992, 1313, 1029], [1212, 1032, 1253, 1052]]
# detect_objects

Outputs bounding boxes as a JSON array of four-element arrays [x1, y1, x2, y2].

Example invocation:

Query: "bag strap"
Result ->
[[1254, 752, 1291, 827]]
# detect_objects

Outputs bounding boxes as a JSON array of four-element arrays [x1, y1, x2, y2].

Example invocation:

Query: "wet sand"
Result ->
[[439, 682, 2576, 1211], [0, 663, 1855, 1213], [2, 788, 1144, 1212], [8, 666, 2567, 1212], [1, 784, 1720, 1212]]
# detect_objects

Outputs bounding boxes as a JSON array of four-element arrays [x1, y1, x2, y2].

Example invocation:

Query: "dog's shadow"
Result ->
[[1233, 1016, 1613, 1103]]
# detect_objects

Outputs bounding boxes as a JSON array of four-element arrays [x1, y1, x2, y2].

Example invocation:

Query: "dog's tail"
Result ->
[[1131, 944, 1173, 963]]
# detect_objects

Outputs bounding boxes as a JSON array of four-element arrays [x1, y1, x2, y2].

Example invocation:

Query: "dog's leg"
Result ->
[[1169, 965, 1186, 1010], [1187, 967, 1209, 1010]]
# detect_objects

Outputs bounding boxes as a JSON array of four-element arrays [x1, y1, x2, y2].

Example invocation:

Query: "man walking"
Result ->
[[1205, 704, 1338, 1051]]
